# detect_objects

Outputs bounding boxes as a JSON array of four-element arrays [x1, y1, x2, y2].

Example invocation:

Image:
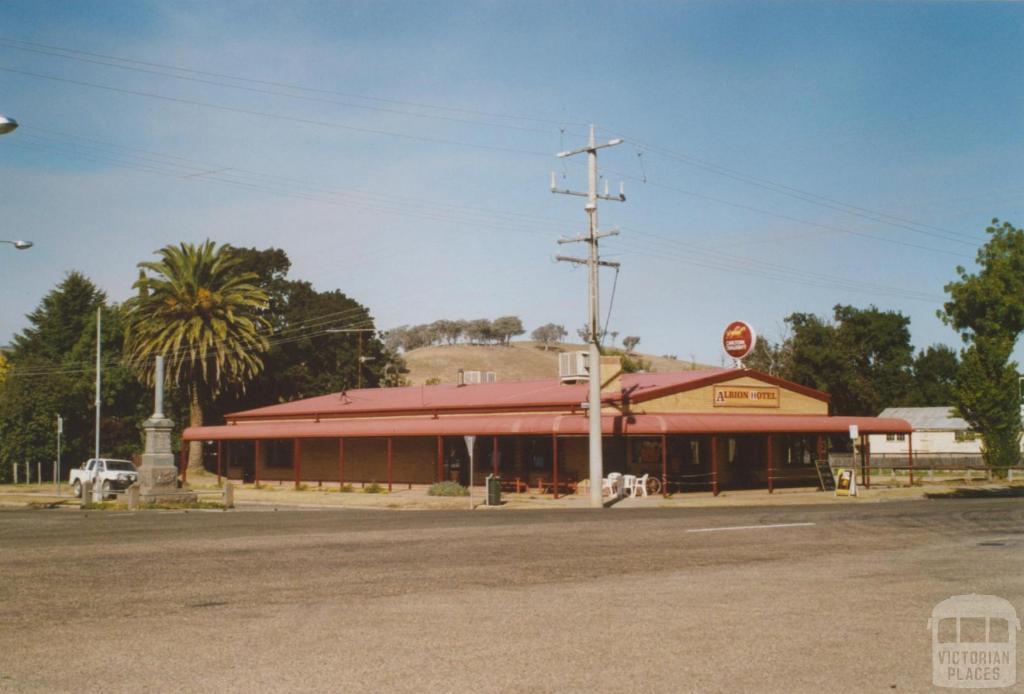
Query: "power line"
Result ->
[[0, 37, 589, 130], [0, 38, 586, 137], [0, 65, 554, 158], [3, 72, 976, 260], [7, 129, 949, 307], [600, 164, 971, 259], [599, 126, 986, 245]]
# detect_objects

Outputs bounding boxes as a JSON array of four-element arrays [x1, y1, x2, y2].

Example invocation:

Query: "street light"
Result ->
[[1, 240, 33, 250], [1, 116, 31, 251]]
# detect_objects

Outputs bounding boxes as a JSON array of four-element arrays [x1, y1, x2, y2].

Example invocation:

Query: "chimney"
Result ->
[[599, 355, 623, 395], [457, 369, 465, 387]]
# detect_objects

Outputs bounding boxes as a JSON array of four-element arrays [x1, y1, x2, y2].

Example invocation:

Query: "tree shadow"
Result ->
[[925, 486, 1024, 500]]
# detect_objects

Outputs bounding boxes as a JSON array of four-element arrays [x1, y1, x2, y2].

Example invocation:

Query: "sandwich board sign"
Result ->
[[835, 468, 857, 497]]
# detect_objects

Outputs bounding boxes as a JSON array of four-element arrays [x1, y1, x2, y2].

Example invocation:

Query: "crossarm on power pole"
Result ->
[[555, 256, 621, 268], [558, 228, 619, 244]]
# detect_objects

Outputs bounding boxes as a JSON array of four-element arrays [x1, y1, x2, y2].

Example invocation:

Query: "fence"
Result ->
[[829, 453, 1023, 486]]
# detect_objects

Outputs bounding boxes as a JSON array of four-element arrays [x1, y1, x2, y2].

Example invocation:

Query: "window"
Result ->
[[264, 440, 294, 469], [954, 431, 978, 442], [885, 433, 906, 442]]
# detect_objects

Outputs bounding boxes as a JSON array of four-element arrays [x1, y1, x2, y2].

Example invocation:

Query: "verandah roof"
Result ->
[[183, 413, 911, 441]]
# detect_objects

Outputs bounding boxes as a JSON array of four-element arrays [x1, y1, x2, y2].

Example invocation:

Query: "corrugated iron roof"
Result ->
[[876, 407, 968, 431], [227, 368, 830, 421], [227, 369, 736, 420]]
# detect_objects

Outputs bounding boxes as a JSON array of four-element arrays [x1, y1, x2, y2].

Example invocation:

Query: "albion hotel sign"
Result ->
[[713, 385, 780, 408]]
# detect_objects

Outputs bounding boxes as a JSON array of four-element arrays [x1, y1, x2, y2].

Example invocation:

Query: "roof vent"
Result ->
[[559, 351, 589, 384]]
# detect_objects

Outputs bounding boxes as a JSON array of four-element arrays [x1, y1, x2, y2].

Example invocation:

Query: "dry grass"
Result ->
[[403, 340, 710, 385]]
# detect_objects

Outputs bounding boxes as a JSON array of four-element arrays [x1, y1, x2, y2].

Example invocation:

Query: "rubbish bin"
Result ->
[[485, 474, 501, 506]]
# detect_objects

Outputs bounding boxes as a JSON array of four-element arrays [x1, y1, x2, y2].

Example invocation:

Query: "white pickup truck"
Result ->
[[70, 459, 139, 499]]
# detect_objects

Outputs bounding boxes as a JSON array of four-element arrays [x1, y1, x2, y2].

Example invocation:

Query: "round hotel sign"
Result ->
[[723, 321, 757, 360]]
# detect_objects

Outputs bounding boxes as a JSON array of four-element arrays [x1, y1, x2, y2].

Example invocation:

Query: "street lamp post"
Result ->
[[1, 116, 33, 252]]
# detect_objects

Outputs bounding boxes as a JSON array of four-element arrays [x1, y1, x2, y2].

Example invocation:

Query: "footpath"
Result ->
[[1, 477, 1021, 512]]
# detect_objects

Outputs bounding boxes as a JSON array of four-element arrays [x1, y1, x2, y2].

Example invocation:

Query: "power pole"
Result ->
[[551, 124, 625, 509], [94, 306, 101, 461], [325, 327, 376, 389]]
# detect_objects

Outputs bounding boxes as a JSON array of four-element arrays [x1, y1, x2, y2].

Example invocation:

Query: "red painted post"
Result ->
[[338, 437, 345, 489], [387, 437, 393, 493], [767, 434, 774, 494], [216, 440, 223, 484], [908, 433, 914, 486], [436, 436, 443, 482], [626, 436, 633, 473], [551, 434, 559, 500], [179, 448, 187, 484], [864, 436, 871, 489], [711, 436, 719, 497], [251, 442, 260, 487], [293, 439, 302, 489], [492, 437, 499, 476], [858, 434, 866, 487], [661, 434, 668, 498]]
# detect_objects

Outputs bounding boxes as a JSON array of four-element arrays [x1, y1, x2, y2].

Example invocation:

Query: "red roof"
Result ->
[[226, 368, 828, 421], [184, 413, 910, 441]]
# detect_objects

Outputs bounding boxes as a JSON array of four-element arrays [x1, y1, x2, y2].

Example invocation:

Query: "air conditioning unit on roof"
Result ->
[[461, 370, 496, 385], [559, 351, 589, 384]]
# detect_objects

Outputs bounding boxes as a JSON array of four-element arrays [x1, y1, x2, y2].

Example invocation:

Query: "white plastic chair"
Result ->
[[622, 474, 637, 496], [632, 473, 649, 498], [602, 472, 623, 498]]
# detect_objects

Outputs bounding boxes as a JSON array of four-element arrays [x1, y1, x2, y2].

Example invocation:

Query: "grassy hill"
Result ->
[[401, 341, 710, 386]]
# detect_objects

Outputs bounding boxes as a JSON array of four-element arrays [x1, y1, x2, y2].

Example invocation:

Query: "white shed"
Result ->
[[868, 407, 981, 455]]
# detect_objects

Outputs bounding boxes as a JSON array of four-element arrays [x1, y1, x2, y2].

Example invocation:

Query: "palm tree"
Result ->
[[124, 241, 270, 475]]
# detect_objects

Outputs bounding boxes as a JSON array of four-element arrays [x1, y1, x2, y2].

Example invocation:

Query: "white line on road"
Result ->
[[686, 522, 816, 533]]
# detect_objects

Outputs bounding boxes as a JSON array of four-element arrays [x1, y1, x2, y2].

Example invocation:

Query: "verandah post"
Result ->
[[436, 436, 443, 482], [907, 432, 914, 486], [660, 434, 668, 498], [492, 436, 499, 476], [293, 439, 302, 489], [767, 434, 774, 494], [387, 436, 393, 493], [338, 437, 345, 489], [552, 434, 558, 500], [254, 440, 262, 486], [216, 440, 222, 485], [864, 435, 871, 489], [711, 435, 719, 497], [179, 447, 187, 484]]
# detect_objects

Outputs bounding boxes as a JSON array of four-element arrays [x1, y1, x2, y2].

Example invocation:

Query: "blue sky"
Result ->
[[1, 1, 1021, 366]]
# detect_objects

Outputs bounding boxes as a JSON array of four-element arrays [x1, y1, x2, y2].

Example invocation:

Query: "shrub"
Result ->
[[428, 481, 469, 497], [339, 484, 354, 493], [363, 482, 384, 494]]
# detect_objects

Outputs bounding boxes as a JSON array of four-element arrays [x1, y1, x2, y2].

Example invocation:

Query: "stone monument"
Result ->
[[138, 356, 196, 503]]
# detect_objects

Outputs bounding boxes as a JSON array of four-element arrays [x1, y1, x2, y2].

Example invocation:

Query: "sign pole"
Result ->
[[56, 415, 62, 496]]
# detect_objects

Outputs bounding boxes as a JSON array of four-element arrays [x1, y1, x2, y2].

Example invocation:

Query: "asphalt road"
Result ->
[[0, 499, 1021, 693]]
